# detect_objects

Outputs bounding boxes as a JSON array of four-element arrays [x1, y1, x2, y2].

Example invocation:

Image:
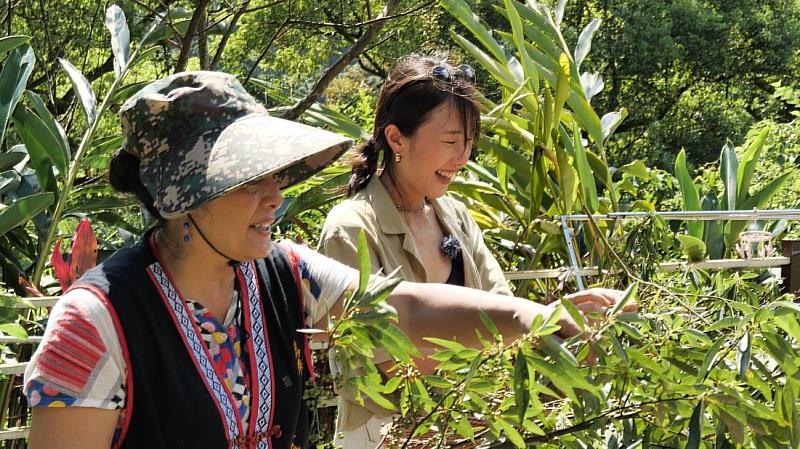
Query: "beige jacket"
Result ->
[[319, 176, 511, 294], [318, 176, 511, 444]]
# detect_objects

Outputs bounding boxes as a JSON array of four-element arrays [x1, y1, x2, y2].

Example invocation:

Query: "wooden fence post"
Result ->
[[781, 240, 800, 297]]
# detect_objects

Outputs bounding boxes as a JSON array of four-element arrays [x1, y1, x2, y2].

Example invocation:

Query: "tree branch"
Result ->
[[280, 0, 400, 121], [244, 16, 291, 83], [211, 0, 251, 69], [175, 0, 212, 73]]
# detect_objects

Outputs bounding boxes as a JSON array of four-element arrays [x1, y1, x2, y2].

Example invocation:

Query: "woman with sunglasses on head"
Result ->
[[318, 54, 626, 448], [23, 71, 624, 449]]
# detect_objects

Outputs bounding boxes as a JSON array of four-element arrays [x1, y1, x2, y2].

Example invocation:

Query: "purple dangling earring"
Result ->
[[183, 220, 190, 242]]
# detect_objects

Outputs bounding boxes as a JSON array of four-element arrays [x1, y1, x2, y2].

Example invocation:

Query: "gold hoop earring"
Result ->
[[394, 153, 403, 163]]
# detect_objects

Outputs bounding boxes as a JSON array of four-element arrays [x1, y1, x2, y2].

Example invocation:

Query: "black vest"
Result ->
[[76, 230, 312, 449]]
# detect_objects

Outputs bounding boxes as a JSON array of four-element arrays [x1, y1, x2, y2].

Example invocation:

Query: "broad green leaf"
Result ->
[[550, 53, 571, 142], [64, 195, 134, 214], [736, 128, 768, 205], [610, 282, 638, 316], [619, 160, 649, 179], [423, 337, 466, 352], [572, 122, 598, 211], [0, 323, 27, 339], [0, 45, 35, 147], [736, 331, 751, 381], [12, 105, 68, 176], [719, 140, 738, 211], [0, 169, 21, 196], [453, 413, 476, 441], [675, 149, 703, 239], [0, 152, 25, 171], [105, 5, 131, 76], [697, 337, 726, 382], [479, 310, 501, 337], [555, 0, 567, 26], [355, 230, 370, 298], [701, 190, 724, 259], [25, 91, 70, 163], [440, 0, 506, 62], [586, 149, 611, 188], [513, 347, 530, 422], [504, 0, 539, 92], [559, 298, 585, 332], [59, 58, 97, 125], [0, 35, 30, 56], [0, 192, 54, 237], [601, 108, 628, 142], [575, 18, 601, 70], [304, 103, 371, 141], [677, 234, 707, 262], [687, 400, 704, 449], [580, 72, 604, 102], [556, 145, 577, 213], [496, 417, 526, 449]]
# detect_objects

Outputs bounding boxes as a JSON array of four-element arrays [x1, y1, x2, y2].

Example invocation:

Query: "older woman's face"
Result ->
[[193, 175, 283, 261]]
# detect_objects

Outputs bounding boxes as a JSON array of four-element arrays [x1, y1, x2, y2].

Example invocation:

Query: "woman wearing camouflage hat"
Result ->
[[24, 71, 626, 449]]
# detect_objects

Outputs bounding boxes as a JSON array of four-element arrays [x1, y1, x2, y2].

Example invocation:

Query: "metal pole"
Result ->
[[560, 216, 585, 291], [556, 209, 800, 222]]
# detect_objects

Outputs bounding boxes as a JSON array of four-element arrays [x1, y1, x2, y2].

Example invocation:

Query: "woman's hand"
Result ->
[[551, 288, 638, 338]]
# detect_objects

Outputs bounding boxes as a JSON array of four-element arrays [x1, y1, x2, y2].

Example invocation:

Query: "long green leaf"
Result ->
[[12, 105, 68, 176], [440, 0, 506, 62], [355, 230, 371, 298], [0, 45, 35, 147], [0, 192, 54, 237], [571, 123, 598, 211], [59, 58, 97, 125], [687, 400, 704, 449], [26, 91, 70, 164], [513, 347, 530, 422], [736, 128, 768, 205], [575, 18, 601, 70], [675, 149, 703, 239], [504, 0, 539, 93], [0, 36, 31, 56], [0, 152, 25, 171], [0, 169, 21, 196], [719, 140, 738, 211]]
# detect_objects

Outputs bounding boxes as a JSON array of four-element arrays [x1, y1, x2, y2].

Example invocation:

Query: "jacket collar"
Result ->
[[365, 176, 412, 235], [364, 175, 461, 238]]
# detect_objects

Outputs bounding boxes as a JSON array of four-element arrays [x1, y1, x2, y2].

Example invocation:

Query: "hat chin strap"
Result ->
[[187, 214, 242, 268]]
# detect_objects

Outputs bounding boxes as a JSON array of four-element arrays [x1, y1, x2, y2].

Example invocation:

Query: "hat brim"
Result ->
[[142, 115, 352, 219]]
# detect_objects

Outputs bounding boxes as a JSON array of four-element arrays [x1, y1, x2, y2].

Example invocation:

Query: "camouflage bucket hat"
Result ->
[[119, 71, 352, 219]]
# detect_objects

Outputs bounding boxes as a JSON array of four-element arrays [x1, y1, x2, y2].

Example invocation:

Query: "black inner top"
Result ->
[[445, 253, 465, 286]]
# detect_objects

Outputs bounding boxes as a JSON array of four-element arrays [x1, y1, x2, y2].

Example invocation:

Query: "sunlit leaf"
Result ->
[[105, 5, 131, 76], [59, 58, 97, 125]]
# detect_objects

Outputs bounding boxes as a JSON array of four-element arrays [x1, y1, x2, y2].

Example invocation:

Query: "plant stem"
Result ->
[[31, 24, 157, 288]]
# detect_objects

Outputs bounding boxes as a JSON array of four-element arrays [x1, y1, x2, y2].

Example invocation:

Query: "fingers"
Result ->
[[563, 288, 620, 307]]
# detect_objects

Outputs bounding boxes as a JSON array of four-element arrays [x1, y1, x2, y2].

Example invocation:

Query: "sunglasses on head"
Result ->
[[429, 64, 476, 82]]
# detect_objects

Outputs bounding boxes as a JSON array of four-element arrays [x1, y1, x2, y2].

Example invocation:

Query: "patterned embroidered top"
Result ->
[[24, 241, 356, 447]]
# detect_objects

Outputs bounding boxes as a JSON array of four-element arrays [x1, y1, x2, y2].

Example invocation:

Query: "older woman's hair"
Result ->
[[348, 54, 481, 195]]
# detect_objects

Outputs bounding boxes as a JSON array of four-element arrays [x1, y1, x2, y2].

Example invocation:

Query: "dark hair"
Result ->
[[109, 148, 163, 220], [348, 53, 481, 195]]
